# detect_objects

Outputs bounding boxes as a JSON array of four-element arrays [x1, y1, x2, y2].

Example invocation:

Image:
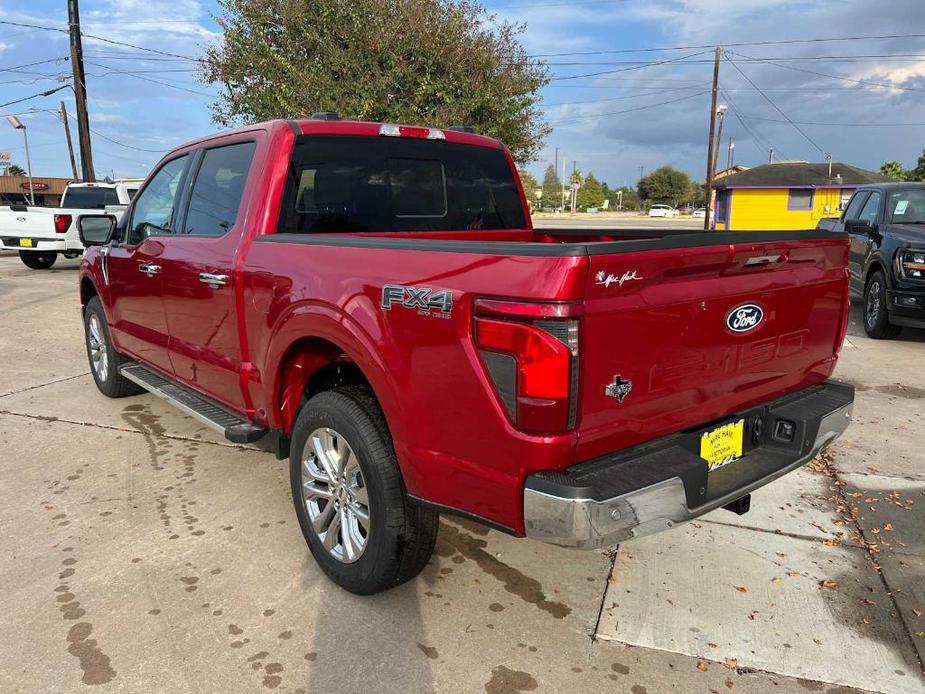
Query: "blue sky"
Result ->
[[1, 0, 924, 188]]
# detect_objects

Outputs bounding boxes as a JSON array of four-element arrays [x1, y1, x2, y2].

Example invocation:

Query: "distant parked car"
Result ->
[[692, 208, 706, 218], [648, 204, 678, 218], [677, 205, 692, 215]]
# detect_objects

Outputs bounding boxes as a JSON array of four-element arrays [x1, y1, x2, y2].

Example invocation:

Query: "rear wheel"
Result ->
[[290, 386, 438, 595], [19, 251, 57, 269], [863, 270, 901, 339], [83, 297, 144, 397]]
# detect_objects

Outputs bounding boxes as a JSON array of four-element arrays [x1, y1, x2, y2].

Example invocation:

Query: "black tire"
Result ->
[[863, 270, 901, 339], [19, 251, 57, 269], [83, 297, 145, 397], [289, 386, 438, 595]]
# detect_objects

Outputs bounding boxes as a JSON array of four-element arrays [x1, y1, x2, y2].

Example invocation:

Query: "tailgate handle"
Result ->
[[744, 254, 784, 267]]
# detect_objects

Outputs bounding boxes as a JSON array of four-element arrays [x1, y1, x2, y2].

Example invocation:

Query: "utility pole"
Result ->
[[768, 147, 774, 165], [704, 46, 721, 231], [639, 165, 645, 181], [727, 138, 735, 170], [59, 102, 79, 181], [571, 160, 577, 214], [68, 0, 95, 182]]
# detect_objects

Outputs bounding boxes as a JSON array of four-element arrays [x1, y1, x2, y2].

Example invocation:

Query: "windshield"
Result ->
[[888, 189, 925, 224], [61, 187, 120, 209], [277, 135, 526, 233]]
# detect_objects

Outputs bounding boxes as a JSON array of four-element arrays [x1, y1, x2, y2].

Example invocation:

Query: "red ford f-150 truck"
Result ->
[[77, 116, 854, 594]]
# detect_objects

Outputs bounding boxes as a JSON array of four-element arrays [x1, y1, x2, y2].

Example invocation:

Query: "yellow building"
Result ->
[[712, 162, 889, 231]]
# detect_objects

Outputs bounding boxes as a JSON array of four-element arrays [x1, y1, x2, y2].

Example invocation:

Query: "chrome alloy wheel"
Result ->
[[301, 427, 370, 563], [87, 314, 109, 382], [866, 280, 882, 327]]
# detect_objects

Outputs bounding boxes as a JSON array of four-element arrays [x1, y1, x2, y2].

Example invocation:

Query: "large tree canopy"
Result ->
[[203, 0, 550, 162], [637, 166, 692, 206]]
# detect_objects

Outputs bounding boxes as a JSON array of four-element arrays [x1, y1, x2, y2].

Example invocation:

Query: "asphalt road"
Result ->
[[1, 254, 923, 693], [532, 212, 705, 230]]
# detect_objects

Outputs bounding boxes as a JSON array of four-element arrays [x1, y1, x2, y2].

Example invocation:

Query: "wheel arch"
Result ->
[[80, 276, 99, 308], [864, 257, 891, 289]]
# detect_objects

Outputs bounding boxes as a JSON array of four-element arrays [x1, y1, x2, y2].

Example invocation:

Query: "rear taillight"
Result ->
[[54, 214, 72, 234], [474, 299, 580, 434]]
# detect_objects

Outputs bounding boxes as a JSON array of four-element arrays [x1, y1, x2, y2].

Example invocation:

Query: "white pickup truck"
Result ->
[[0, 181, 140, 269]]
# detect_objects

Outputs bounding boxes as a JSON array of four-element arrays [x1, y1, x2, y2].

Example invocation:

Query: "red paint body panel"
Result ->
[[79, 119, 851, 535]]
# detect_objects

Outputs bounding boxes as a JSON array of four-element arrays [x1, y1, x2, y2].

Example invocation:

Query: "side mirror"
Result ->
[[78, 215, 118, 247], [844, 218, 873, 234]]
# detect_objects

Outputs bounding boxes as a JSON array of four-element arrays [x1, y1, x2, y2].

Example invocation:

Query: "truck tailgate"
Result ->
[[576, 236, 849, 462]]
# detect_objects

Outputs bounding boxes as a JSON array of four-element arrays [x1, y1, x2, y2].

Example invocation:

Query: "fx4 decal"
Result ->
[[381, 284, 453, 318]]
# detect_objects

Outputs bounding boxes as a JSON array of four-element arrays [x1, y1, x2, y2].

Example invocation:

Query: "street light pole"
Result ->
[[6, 116, 35, 205]]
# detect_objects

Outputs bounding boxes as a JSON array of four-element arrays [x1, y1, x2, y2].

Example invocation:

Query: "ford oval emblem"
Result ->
[[726, 303, 764, 333]]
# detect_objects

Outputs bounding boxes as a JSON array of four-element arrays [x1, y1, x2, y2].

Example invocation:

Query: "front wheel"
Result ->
[[290, 386, 438, 595], [83, 297, 145, 397], [19, 251, 57, 269], [863, 271, 901, 339]]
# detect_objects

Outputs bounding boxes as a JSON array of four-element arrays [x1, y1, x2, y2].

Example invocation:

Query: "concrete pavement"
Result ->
[[1, 254, 922, 693]]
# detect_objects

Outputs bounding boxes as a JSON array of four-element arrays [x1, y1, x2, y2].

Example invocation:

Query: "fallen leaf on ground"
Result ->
[[697, 662, 708, 672], [723, 658, 738, 670], [733, 585, 747, 593], [771, 577, 781, 584], [913, 609, 922, 618], [820, 580, 839, 590]]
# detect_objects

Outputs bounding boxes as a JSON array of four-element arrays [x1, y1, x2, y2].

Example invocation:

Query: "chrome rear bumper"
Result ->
[[523, 381, 854, 549]]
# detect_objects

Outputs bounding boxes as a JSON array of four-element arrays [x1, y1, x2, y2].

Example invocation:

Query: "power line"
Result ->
[[719, 86, 787, 160], [543, 86, 705, 107], [729, 50, 925, 94], [0, 84, 70, 110], [732, 113, 925, 127], [548, 89, 710, 124], [546, 53, 925, 66], [551, 49, 714, 82], [723, 52, 826, 156], [0, 19, 199, 61], [83, 60, 214, 96], [88, 127, 169, 152], [530, 32, 925, 57], [0, 57, 69, 73]]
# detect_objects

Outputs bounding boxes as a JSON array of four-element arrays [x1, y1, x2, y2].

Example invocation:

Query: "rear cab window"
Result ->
[[277, 135, 526, 233], [62, 186, 120, 209]]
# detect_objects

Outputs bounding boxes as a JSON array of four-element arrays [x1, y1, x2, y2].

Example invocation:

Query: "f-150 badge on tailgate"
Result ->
[[381, 284, 453, 317], [726, 303, 764, 333], [605, 375, 633, 403]]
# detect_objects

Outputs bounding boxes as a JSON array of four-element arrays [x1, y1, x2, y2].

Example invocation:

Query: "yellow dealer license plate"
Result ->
[[700, 419, 744, 470], [20, 238, 32, 247]]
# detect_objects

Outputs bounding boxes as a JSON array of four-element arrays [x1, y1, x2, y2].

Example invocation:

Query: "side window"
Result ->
[[858, 191, 881, 224], [788, 189, 814, 211], [842, 191, 869, 221], [127, 156, 188, 245], [182, 142, 256, 237]]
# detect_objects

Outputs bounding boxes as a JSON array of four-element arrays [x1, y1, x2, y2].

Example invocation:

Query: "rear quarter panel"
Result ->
[[244, 240, 587, 530]]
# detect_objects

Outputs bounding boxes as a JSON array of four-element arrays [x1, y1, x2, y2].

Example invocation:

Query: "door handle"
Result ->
[[199, 272, 229, 287], [138, 263, 160, 277]]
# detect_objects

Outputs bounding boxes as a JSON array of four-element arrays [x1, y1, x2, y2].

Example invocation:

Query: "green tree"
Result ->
[[603, 185, 639, 210], [578, 172, 604, 210], [540, 164, 561, 208], [7, 164, 25, 176], [879, 160, 908, 181], [908, 149, 925, 181], [518, 169, 538, 195], [637, 166, 691, 206], [203, 0, 550, 162]]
